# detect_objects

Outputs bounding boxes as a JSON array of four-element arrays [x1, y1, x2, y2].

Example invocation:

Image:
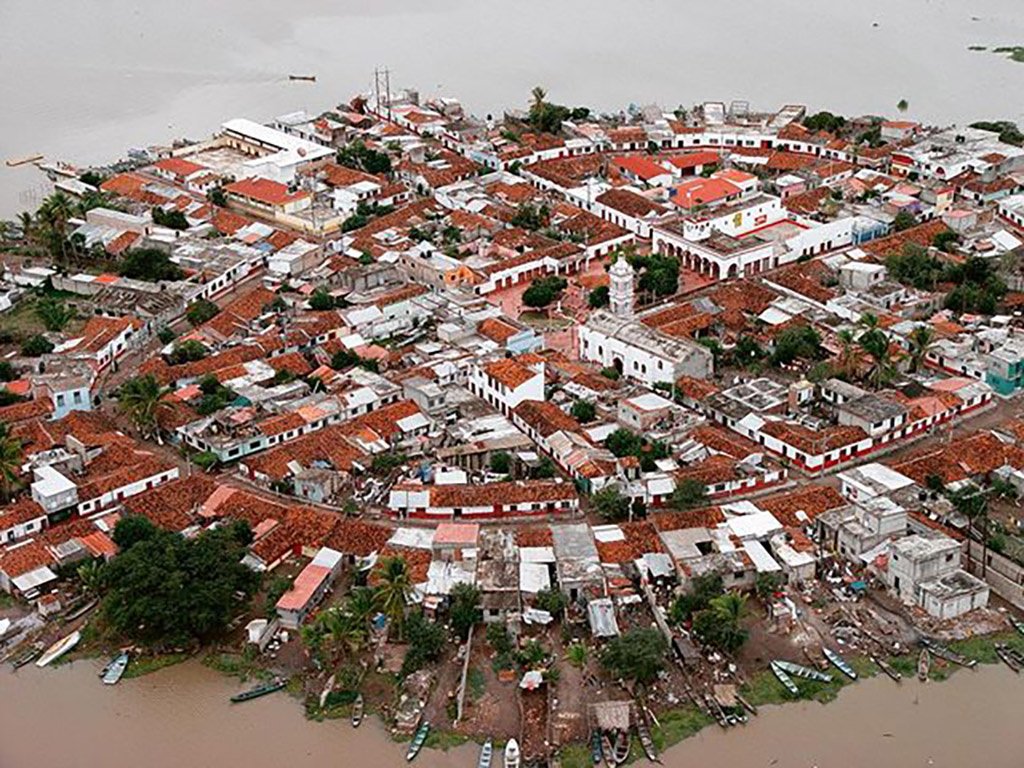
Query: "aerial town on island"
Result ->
[[2, 85, 1024, 766]]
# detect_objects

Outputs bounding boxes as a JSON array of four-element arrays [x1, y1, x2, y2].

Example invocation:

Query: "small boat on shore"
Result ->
[[36, 630, 81, 668], [64, 598, 98, 622], [504, 738, 521, 768], [590, 730, 603, 764], [922, 639, 976, 669], [10, 641, 44, 669], [735, 692, 758, 716], [1012, 618, 1024, 636], [101, 652, 129, 685], [230, 677, 286, 703], [995, 644, 1021, 673], [636, 720, 659, 762], [613, 729, 630, 765], [406, 722, 429, 762], [601, 732, 616, 767], [775, 660, 832, 683], [918, 649, 930, 682], [351, 693, 364, 727], [870, 654, 902, 682], [289, 74, 317, 82], [478, 739, 493, 768], [823, 648, 857, 680], [770, 661, 800, 695]]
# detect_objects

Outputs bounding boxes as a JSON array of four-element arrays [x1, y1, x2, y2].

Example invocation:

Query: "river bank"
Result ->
[[2, 645, 1021, 768]]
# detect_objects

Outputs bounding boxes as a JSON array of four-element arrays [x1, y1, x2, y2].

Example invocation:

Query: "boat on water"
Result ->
[[504, 738, 521, 768], [289, 74, 317, 82], [770, 661, 800, 695], [995, 644, 1021, 673], [774, 659, 832, 683], [823, 648, 857, 680], [6, 154, 44, 168], [870, 654, 902, 682], [478, 739, 493, 768], [351, 693, 364, 727], [612, 730, 630, 765], [590, 730, 603, 765], [918, 649, 931, 682], [101, 652, 129, 685], [921, 639, 976, 669], [636, 720, 659, 762], [10, 641, 44, 669], [406, 722, 429, 762], [36, 631, 81, 668], [230, 677, 286, 703]]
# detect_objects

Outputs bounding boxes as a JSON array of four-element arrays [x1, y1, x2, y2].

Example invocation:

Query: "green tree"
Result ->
[[308, 289, 335, 311], [670, 478, 708, 510], [692, 592, 748, 652], [535, 588, 568, 619], [21, 335, 54, 357], [754, 571, 785, 601], [771, 325, 822, 366], [588, 285, 609, 309], [522, 276, 567, 308], [76, 559, 108, 596], [374, 556, 413, 640], [601, 628, 667, 684], [892, 210, 917, 232], [0, 422, 24, 502], [669, 573, 724, 625], [117, 374, 170, 441], [449, 582, 482, 640], [591, 485, 631, 522], [186, 298, 220, 326], [152, 206, 189, 230], [402, 610, 446, 675], [168, 339, 208, 365], [565, 642, 589, 668], [570, 399, 596, 423], [486, 622, 513, 655], [858, 323, 897, 389], [102, 521, 258, 646], [35, 297, 75, 332], [490, 451, 512, 475], [112, 515, 159, 550], [119, 248, 185, 282], [907, 325, 934, 373], [803, 111, 846, 133]]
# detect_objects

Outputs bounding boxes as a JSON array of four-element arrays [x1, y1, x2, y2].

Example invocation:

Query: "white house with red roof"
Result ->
[[468, 355, 545, 416]]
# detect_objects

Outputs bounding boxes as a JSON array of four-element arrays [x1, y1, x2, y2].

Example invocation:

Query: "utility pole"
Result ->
[[383, 67, 392, 122]]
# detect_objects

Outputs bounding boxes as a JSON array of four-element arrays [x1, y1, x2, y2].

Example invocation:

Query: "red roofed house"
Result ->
[[388, 480, 579, 520], [611, 156, 674, 187], [225, 177, 312, 216], [274, 546, 343, 628], [468, 355, 545, 416]]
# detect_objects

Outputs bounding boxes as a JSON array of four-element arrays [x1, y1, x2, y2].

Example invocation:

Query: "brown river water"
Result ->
[[0, 659, 1020, 768]]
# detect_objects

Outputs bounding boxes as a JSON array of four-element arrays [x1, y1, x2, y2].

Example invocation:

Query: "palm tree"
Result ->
[[76, 559, 107, 596], [117, 374, 171, 442], [0, 422, 24, 502], [373, 556, 412, 640], [908, 325, 934, 373], [16, 211, 34, 243], [347, 586, 377, 635], [530, 86, 547, 111], [859, 329, 896, 389], [37, 191, 75, 265], [35, 297, 75, 332], [859, 312, 880, 332], [837, 329, 858, 379], [708, 592, 748, 652]]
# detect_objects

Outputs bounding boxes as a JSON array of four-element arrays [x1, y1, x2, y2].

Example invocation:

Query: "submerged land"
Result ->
[[2, 83, 1024, 765]]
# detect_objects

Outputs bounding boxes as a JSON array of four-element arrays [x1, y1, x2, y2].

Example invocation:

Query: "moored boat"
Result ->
[[823, 648, 857, 680], [613, 729, 630, 765], [478, 739, 493, 768], [774, 659, 832, 683], [6, 154, 44, 167], [590, 730, 603, 765], [10, 641, 44, 669], [995, 644, 1021, 673], [636, 719, 659, 762], [406, 721, 430, 762], [770, 660, 800, 695], [504, 738, 521, 768], [102, 652, 129, 685], [870, 654, 902, 682], [1012, 618, 1024, 637], [289, 74, 317, 82], [918, 649, 930, 682], [921, 639, 976, 668], [36, 630, 81, 668], [230, 677, 286, 703], [351, 693, 364, 727], [601, 733, 615, 768]]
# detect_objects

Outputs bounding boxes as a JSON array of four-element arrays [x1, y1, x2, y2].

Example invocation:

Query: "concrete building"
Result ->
[[883, 534, 989, 619]]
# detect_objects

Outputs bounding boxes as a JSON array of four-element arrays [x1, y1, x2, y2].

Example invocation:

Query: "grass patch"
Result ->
[[467, 667, 486, 701], [651, 706, 714, 750], [202, 651, 264, 681], [560, 743, 592, 768], [123, 653, 189, 679], [424, 730, 471, 751]]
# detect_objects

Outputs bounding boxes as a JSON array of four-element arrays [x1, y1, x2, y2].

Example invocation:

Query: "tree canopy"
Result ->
[[522, 276, 567, 308], [601, 628, 667, 684], [102, 519, 258, 647], [119, 248, 185, 282]]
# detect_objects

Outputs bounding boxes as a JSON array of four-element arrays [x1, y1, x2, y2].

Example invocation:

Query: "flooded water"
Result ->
[[0, 659, 1020, 768], [2, 0, 1024, 217]]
